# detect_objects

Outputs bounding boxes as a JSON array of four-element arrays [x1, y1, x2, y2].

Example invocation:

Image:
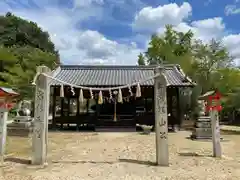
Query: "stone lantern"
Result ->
[[191, 90, 216, 139], [7, 99, 34, 137]]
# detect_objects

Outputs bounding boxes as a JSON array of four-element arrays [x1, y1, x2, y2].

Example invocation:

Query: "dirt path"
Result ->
[[1, 131, 240, 180]]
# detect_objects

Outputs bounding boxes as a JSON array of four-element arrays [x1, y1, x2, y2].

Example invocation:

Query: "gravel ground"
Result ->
[[1, 131, 240, 180]]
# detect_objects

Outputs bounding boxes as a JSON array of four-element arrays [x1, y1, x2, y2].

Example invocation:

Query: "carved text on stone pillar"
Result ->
[[36, 89, 44, 112], [156, 81, 167, 140], [34, 88, 44, 139]]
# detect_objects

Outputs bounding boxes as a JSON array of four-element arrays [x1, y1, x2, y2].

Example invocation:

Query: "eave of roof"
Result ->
[[49, 65, 195, 87], [0, 87, 19, 96]]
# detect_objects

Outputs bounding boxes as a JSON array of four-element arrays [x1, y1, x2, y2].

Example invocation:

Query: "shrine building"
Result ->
[[49, 64, 195, 131]]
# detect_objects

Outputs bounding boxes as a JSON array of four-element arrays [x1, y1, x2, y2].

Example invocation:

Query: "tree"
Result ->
[[139, 25, 235, 119], [137, 53, 145, 65], [0, 12, 58, 57], [144, 25, 193, 66], [0, 46, 57, 98], [191, 39, 233, 93], [0, 12, 60, 99]]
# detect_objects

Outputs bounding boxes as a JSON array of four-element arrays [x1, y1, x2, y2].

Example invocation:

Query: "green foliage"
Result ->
[[0, 12, 57, 55], [137, 53, 145, 65], [0, 12, 60, 99], [138, 25, 239, 117]]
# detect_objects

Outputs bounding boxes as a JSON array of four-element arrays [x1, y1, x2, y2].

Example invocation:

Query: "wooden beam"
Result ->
[[77, 90, 80, 115], [52, 87, 56, 129], [176, 87, 181, 127]]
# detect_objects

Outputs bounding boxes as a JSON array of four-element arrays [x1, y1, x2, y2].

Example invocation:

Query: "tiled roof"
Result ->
[[50, 65, 195, 87]]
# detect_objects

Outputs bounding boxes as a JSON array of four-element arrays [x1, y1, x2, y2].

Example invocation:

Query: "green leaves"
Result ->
[[0, 13, 60, 100], [0, 12, 56, 54], [138, 53, 145, 65], [138, 24, 240, 114]]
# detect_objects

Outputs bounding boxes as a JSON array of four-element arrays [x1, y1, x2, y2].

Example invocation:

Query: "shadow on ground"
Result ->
[[52, 160, 114, 164], [52, 159, 157, 166], [178, 152, 212, 157], [118, 158, 157, 166], [5, 157, 31, 165]]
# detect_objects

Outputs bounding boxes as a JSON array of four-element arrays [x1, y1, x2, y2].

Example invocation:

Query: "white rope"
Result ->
[[38, 72, 162, 91]]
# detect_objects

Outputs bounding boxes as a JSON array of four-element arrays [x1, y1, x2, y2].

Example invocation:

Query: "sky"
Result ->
[[1, 0, 240, 65]]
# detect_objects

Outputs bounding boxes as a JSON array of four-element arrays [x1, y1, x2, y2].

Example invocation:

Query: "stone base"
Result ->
[[14, 116, 32, 123], [7, 121, 33, 137], [191, 127, 212, 139], [7, 127, 32, 137]]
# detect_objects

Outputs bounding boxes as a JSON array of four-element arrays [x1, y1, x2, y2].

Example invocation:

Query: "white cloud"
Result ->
[[76, 30, 141, 64], [222, 34, 240, 62], [175, 17, 225, 42], [73, 0, 104, 8], [225, 5, 240, 16], [0, 1, 142, 65], [133, 2, 224, 41], [1, 1, 240, 65], [133, 2, 192, 32], [133, 2, 240, 65]]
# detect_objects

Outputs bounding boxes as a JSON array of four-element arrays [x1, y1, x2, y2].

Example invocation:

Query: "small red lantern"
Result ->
[[207, 91, 222, 112]]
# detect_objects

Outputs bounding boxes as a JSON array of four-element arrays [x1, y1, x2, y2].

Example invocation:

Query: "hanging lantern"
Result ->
[[98, 91, 103, 104], [136, 83, 141, 97], [60, 84, 64, 98]]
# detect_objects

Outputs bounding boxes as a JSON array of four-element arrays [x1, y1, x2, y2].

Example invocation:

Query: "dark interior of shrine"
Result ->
[[49, 86, 182, 131]]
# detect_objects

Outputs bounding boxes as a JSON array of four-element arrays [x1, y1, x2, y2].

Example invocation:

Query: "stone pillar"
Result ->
[[210, 109, 222, 158], [32, 66, 51, 165], [0, 108, 8, 164], [154, 67, 169, 166]]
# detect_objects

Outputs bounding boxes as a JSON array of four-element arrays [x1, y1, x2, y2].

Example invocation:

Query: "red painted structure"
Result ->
[[0, 87, 19, 109], [206, 91, 222, 112]]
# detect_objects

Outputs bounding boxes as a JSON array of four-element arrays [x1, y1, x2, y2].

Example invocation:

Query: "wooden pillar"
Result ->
[[67, 97, 70, 116], [86, 99, 89, 114], [167, 87, 173, 128], [32, 66, 51, 165], [52, 87, 56, 129], [0, 107, 8, 164], [60, 97, 64, 129], [176, 87, 181, 126], [77, 90, 80, 115], [154, 67, 169, 166], [210, 109, 222, 158]]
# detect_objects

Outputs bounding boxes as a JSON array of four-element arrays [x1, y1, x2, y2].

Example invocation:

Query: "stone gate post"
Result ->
[[210, 109, 222, 158], [154, 67, 169, 166], [32, 66, 51, 165]]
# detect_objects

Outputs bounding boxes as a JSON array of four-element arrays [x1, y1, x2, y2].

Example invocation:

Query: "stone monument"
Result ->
[[154, 67, 169, 166], [191, 100, 212, 139], [191, 91, 214, 140], [7, 100, 33, 137]]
